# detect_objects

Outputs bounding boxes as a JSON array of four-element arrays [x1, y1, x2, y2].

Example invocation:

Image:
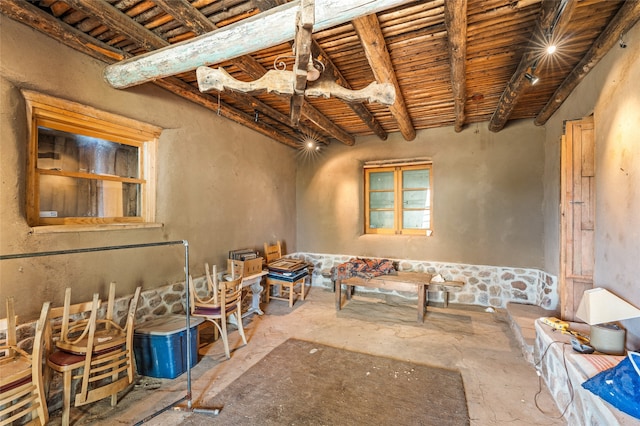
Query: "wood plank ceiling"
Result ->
[[2, 0, 638, 149]]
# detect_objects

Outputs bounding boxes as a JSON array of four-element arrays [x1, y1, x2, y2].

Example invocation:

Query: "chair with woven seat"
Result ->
[[0, 297, 51, 426], [46, 284, 141, 426], [263, 241, 307, 307], [188, 269, 246, 359]]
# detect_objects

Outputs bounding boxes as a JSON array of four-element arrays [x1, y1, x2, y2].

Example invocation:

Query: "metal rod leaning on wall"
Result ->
[[0, 240, 222, 422]]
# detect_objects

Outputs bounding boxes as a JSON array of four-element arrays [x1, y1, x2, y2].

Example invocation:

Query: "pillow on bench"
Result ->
[[582, 351, 640, 420]]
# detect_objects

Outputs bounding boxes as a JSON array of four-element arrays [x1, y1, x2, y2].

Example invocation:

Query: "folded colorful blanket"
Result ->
[[331, 258, 396, 281]]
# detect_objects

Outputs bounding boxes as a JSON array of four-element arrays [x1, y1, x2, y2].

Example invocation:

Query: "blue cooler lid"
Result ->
[[135, 315, 204, 335]]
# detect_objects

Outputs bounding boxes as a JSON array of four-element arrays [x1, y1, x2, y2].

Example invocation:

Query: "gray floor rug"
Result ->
[[192, 338, 469, 425]]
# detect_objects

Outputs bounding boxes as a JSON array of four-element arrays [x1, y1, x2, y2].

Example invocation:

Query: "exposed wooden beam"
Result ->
[[0, 0, 301, 148], [155, 78, 302, 148], [152, 0, 353, 145], [535, 0, 640, 125], [444, 0, 467, 133], [103, 0, 415, 89], [63, 0, 167, 50], [352, 14, 416, 141], [0, 0, 124, 62], [289, 0, 315, 126], [488, 0, 575, 132]]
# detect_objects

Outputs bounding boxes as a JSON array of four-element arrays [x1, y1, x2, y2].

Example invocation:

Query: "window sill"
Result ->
[[29, 222, 164, 234]]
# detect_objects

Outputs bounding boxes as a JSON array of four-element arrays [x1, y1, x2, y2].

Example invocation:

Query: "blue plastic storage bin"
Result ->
[[133, 315, 203, 379]]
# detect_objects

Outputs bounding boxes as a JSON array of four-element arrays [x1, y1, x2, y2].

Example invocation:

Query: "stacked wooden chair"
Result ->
[[188, 263, 247, 359], [46, 283, 141, 426], [0, 297, 51, 426], [263, 241, 308, 307]]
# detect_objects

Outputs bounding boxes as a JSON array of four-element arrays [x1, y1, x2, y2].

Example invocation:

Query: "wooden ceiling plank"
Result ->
[[63, 0, 167, 51], [488, 0, 576, 132], [352, 13, 416, 141], [103, 0, 415, 89], [444, 0, 467, 133], [155, 77, 303, 147], [311, 41, 388, 140], [535, 0, 640, 125], [0, 0, 301, 148]]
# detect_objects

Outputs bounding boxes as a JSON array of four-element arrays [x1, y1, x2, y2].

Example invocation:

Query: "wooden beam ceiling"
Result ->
[[0, 0, 302, 148], [63, 0, 344, 146], [151, 0, 348, 145], [2, 0, 630, 145], [103, 0, 415, 89], [535, 0, 640, 125], [352, 14, 416, 141], [488, 0, 575, 133]]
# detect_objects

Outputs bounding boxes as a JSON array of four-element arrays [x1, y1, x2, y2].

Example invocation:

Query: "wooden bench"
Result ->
[[334, 272, 433, 322], [334, 273, 465, 322]]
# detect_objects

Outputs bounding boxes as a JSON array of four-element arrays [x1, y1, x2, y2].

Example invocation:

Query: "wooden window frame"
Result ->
[[364, 161, 433, 236], [23, 90, 161, 230]]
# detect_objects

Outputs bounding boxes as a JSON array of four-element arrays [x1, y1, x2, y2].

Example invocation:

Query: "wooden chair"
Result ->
[[189, 270, 247, 359], [263, 241, 307, 307], [46, 284, 141, 426], [0, 298, 51, 426], [263, 240, 283, 264]]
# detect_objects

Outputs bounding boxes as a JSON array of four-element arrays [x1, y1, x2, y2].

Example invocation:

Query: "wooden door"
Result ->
[[560, 116, 595, 320]]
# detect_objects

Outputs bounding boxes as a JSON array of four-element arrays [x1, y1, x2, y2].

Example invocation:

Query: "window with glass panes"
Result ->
[[23, 90, 160, 228], [365, 164, 432, 235]]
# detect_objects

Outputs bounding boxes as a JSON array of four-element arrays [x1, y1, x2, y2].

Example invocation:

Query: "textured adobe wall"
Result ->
[[296, 120, 545, 269], [0, 18, 297, 320]]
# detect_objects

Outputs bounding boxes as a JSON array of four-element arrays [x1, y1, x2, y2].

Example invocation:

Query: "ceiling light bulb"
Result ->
[[546, 44, 557, 55], [525, 73, 539, 85], [307, 141, 315, 149]]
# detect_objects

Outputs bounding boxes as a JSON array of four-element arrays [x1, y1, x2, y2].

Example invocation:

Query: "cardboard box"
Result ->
[[228, 257, 264, 277], [133, 315, 203, 379]]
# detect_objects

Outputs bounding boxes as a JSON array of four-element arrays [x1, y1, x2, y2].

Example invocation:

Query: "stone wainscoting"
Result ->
[[286, 252, 558, 310]]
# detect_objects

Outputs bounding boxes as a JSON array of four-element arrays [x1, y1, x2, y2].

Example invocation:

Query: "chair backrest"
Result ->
[[220, 276, 244, 312], [188, 264, 221, 311], [75, 286, 141, 407], [0, 299, 51, 426], [0, 297, 18, 359], [227, 259, 245, 280], [264, 241, 282, 264]]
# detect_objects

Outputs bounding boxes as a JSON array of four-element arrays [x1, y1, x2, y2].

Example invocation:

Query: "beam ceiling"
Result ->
[[1, 0, 636, 148]]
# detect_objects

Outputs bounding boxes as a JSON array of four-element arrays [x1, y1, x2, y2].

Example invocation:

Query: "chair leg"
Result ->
[[265, 281, 271, 303], [236, 306, 247, 346], [35, 378, 49, 425], [301, 277, 306, 301], [62, 370, 72, 426], [288, 283, 294, 307], [220, 316, 230, 359], [110, 369, 119, 406]]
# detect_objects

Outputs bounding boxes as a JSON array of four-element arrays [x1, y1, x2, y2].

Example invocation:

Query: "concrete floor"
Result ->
[[49, 288, 564, 426]]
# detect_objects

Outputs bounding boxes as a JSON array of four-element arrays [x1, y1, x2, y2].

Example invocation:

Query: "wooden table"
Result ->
[[334, 272, 433, 322]]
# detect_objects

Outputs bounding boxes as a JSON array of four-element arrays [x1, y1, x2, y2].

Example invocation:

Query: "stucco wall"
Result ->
[[0, 18, 298, 319], [544, 21, 640, 346], [296, 120, 545, 269]]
